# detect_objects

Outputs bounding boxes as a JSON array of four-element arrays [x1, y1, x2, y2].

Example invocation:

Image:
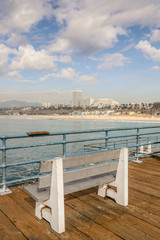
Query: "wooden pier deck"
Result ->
[[0, 156, 160, 240]]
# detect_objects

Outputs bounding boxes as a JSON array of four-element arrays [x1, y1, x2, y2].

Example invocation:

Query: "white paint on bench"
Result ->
[[106, 148, 128, 206]]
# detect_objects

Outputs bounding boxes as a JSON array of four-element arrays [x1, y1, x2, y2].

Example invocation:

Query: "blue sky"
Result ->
[[0, 0, 160, 104]]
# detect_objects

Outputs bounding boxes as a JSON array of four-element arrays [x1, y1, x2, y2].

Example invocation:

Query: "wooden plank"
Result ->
[[0, 195, 58, 240], [129, 178, 160, 198], [65, 194, 154, 240], [70, 190, 160, 239], [86, 189, 160, 229], [129, 194, 160, 217], [142, 158, 160, 166], [65, 205, 121, 240], [0, 210, 27, 240], [129, 162, 160, 172], [10, 187, 92, 240], [129, 164, 160, 177], [129, 175, 160, 191], [64, 150, 120, 168], [128, 188, 160, 206], [129, 169, 160, 187], [63, 162, 118, 183], [64, 173, 115, 195], [40, 149, 120, 172]]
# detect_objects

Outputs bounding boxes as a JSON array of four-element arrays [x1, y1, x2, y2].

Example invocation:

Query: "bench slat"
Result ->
[[40, 150, 120, 173], [64, 172, 115, 194], [38, 161, 118, 189], [64, 161, 118, 183]]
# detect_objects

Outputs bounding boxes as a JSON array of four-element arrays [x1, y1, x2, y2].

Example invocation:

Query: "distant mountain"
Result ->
[[0, 100, 41, 108]]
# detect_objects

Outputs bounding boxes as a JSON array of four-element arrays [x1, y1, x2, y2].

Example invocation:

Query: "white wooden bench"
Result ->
[[24, 148, 128, 234]]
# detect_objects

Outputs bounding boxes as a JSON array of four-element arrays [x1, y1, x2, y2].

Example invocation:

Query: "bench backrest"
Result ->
[[38, 149, 120, 189]]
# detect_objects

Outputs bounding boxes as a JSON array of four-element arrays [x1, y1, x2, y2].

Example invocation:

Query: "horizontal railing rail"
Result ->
[[0, 126, 160, 194]]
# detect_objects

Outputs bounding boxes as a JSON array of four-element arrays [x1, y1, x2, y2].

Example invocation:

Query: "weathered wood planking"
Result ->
[[68, 189, 160, 239], [40, 149, 120, 171], [38, 162, 117, 189], [0, 195, 58, 240], [0, 210, 27, 240]]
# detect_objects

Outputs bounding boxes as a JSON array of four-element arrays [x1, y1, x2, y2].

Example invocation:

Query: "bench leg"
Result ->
[[43, 157, 65, 234], [98, 183, 108, 197], [107, 148, 128, 206]]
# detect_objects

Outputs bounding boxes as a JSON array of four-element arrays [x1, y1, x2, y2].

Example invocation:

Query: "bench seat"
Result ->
[[24, 171, 116, 202]]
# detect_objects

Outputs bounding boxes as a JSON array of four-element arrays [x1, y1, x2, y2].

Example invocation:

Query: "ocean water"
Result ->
[[0, 117, 160, 184], [1, 116, 160, 135]]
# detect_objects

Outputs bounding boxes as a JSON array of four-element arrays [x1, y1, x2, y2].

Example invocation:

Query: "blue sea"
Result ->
[[0, 117, 160, 184]]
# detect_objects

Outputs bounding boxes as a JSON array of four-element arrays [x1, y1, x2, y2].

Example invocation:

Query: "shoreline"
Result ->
[[1, 114, 160, 123]]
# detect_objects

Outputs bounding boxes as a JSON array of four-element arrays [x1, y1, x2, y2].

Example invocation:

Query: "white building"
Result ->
[[42, 102, 51, 108], [80, 98, 94, 107], [73, 90, 82, 107], [92, 98, 119, 108], [72, 90, 119, 108]]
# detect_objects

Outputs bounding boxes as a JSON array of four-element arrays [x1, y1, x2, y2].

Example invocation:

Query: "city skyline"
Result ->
[[0, 0, 160, 104]]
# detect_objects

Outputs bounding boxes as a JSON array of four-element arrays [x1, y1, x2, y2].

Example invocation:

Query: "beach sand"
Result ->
[[1, 114, 160, 122]]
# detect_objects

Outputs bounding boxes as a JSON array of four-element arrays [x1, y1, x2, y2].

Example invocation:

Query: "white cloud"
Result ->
[[6, 33, 28, 47], [2, 0, 160, 57], [0, 0, 52, 35], [106, 0, 160, 27], [39, 67, 97, 84], [150, 66, 160, 70], [7, 45, 72, 72], [97, 53, 131, 70], [60, 68, 76, 79], [57, 55, 72, 63], [48, 38, 71, 53], [77, 75, 97, 84], [10, 45, 58, 72], [39, 68, 76, 82], [150, 29, 160, 42], [7, 71, 22, 79], [135, 40, 160, 61], [50, 0, 160, 56]]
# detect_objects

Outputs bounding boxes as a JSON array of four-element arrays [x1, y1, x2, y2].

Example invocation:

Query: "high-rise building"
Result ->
[[73, 90, 82, 107]]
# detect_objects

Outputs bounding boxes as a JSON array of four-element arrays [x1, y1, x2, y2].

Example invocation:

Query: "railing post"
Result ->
[[133, 128, 142, 163], [0, 136, 11, 195], [105, 130, 108, 150], [63, 133, 66, 157], [136, 128, 139, 161]]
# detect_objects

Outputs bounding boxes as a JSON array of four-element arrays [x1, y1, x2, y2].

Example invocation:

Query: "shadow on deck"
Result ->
[[0, 156, 160, 240]]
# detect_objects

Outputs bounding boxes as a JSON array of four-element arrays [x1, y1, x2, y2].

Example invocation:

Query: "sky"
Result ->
[[1, 0, 160, 104]]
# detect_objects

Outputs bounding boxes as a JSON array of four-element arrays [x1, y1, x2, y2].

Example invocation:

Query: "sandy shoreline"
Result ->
[[1, 114, 160, 122]]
